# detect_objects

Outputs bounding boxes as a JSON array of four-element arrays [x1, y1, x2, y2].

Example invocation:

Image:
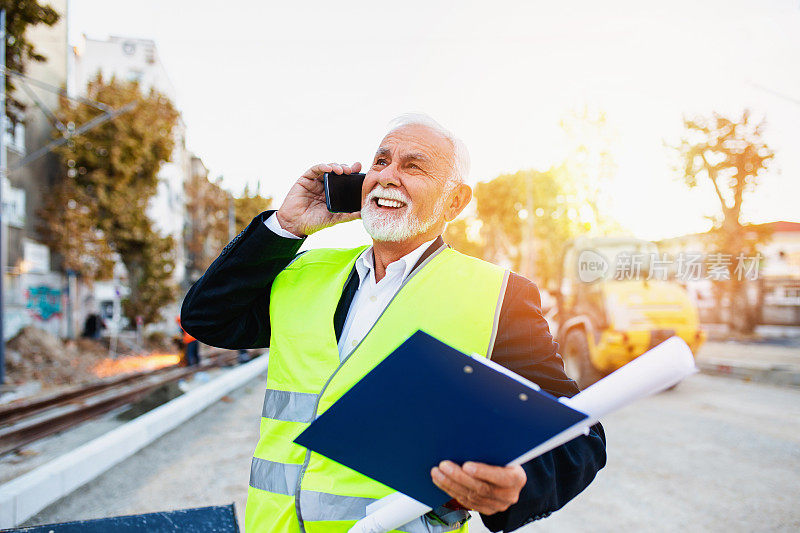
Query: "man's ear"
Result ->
[[445, 183, 472, 222]]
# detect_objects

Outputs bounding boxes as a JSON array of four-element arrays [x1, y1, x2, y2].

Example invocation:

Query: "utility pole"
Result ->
[[228, 192, 235, 241], [526, 174, 536, 281], [1, 9, 7, 385], [520, 173, 536, 281]]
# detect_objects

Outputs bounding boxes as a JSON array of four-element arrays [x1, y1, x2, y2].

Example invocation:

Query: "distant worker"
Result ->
[[176, 316, 200, 367], [181, 114, 606, 532], [81, 312, 105, 340]]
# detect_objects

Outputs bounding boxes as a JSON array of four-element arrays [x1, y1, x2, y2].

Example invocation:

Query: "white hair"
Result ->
[[386, 113, 470, 186]]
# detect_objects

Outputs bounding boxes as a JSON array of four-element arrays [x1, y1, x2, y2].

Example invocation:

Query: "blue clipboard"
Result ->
[[294, 330, 589, 508]]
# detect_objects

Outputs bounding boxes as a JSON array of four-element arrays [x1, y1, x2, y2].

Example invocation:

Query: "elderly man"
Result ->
[[180, 114, 606, 533]]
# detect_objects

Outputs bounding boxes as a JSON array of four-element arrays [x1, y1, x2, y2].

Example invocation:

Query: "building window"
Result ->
[[3, 118, 25, 154], [126, 70, 143, 83]]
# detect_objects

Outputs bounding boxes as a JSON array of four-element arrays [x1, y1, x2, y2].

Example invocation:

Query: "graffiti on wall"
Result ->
[[25, 286, 63, 321]]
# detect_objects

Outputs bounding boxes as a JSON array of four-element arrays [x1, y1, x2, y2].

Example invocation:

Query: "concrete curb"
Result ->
[[697, 359, 800, 388], [0, 354, 269, 529]]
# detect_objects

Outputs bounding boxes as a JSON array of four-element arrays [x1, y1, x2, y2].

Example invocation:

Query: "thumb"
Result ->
[[333, 211, 361, 223]]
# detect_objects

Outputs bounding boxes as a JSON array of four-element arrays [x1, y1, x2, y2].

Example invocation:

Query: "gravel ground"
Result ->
[[22, 372, 800, 532]]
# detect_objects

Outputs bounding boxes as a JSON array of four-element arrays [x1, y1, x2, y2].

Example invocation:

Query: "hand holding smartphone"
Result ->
[[275, 162, 362, 237], [323, 172, 366, 213]]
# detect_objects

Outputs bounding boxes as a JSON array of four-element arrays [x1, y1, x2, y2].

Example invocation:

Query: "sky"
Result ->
[[67, 0, 800, 248]]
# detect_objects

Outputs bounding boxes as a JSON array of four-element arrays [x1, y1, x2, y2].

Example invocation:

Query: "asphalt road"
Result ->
[[23, 373, 800, 532]]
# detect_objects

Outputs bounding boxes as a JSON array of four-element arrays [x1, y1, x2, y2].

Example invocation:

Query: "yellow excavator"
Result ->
[[553, 236, 706, 388]]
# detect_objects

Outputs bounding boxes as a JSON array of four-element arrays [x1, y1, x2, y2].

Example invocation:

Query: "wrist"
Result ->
[[275, 210, 307, 238]]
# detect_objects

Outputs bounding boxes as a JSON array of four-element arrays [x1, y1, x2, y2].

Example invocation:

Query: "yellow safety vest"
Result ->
[[245, 244, 509, 533]]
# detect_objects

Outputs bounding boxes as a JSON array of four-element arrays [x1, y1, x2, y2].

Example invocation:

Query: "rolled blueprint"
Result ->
[[563, 335, 697, 420], [349, 336, 697, 533]]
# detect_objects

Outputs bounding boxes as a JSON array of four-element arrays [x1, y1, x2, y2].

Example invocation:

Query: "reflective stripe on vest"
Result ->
[[245, 245, 508, 533], [248, 459, 464, 533], [262, 389, 318, 423]]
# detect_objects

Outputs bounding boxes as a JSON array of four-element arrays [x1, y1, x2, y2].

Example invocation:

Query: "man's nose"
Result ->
[[376, 166, 401, 188]]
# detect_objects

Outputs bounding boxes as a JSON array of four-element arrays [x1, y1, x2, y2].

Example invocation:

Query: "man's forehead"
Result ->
[[377, 124, 453, 161]]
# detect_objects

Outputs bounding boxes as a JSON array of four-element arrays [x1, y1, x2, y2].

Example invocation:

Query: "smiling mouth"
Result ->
[[374, 198, 407, 209]]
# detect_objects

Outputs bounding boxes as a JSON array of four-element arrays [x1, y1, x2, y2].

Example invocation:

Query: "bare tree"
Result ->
[[673, 110, 774, 334]]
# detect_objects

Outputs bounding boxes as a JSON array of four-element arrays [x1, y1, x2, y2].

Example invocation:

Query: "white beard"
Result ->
[[361, 185, 447, 242]]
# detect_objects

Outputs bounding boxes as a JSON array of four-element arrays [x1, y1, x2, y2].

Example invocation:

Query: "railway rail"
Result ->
[[0, 349, 247, 456]]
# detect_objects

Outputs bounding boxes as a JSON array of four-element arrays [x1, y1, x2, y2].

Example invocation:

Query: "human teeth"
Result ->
[[376, 198, 405, 208]]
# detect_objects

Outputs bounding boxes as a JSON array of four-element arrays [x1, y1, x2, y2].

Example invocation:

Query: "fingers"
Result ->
[[327, 161, 361, 175], [431, 462, 495, 512], [299, 164, 329, 182], [462, 462, 526, 488], [331, 210, 361, 224], [432, 461, 492, 501], [303, 162, 362, 180], [431, 461, 524, 515]]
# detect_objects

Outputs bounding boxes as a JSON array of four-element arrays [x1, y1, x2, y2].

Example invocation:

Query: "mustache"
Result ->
[[365, 185, 411, 205]]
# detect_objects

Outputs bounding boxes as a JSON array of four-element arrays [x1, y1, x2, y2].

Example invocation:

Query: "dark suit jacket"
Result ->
[[181, 210, 606, 532]]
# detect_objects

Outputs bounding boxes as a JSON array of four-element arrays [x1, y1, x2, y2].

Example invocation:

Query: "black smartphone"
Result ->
[[323, 172, 366, 213]]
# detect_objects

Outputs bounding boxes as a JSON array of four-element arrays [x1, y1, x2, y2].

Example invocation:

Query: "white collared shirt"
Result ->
[[337, 239, 435, 358], [264, 213, 435, 358]]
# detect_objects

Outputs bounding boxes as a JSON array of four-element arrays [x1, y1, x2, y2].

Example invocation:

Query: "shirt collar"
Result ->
[[354, 238, 438, 287]]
